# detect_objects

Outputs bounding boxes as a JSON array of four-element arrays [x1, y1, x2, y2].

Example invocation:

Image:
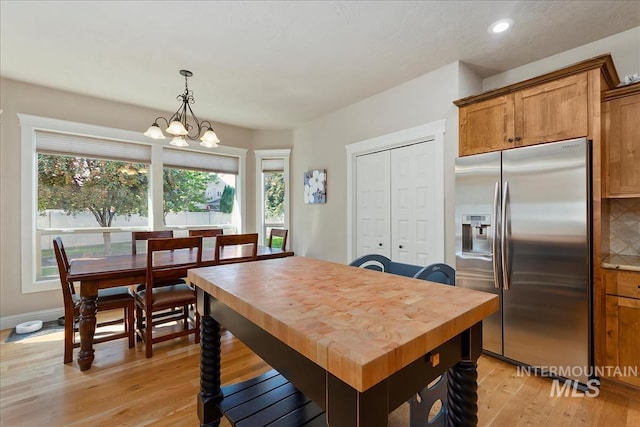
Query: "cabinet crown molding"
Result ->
[[454, 53, 619, 107]]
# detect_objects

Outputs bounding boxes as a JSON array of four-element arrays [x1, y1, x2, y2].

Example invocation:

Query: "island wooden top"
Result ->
[[188, 256, 498, 392]]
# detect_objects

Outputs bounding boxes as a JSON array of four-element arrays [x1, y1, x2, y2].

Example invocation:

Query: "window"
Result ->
[[162, 148, 239, 230], [37, 153, 151, 280], [19, 114, 246, 293], [255, 149, 290, 246]]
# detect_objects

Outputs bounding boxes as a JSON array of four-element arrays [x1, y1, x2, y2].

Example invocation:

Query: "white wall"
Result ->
[[483, 26, 640, 90], [291, 61, 479, 265]]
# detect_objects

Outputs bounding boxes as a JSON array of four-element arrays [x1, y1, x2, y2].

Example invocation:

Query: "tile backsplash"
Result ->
[[609, 198, 640, 257]]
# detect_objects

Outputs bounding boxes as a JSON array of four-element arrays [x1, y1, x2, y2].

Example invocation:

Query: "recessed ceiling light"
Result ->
[[488, 19, 514, 34]]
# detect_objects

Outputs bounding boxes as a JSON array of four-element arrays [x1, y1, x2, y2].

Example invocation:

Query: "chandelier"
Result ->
[[144, 69, 220, 148]]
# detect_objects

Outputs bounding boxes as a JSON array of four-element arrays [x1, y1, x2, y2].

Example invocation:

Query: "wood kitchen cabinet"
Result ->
[[457, 73, 588, 156], [602, 82, 640, 197], [604, 269, 640, 388]]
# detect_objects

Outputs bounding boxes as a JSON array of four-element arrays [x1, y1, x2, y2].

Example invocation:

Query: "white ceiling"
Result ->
[[1, 1, 639, 130]]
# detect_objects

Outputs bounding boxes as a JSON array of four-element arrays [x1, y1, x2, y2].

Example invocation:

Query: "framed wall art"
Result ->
[[304, 169, 326, 204]]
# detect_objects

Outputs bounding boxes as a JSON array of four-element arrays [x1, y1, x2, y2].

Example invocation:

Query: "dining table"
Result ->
[[188, 256, 499, 427], [67, 244, 294, 371]]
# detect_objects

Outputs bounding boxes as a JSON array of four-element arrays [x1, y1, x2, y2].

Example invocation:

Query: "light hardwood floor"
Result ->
[[1, 315, 639, 426]]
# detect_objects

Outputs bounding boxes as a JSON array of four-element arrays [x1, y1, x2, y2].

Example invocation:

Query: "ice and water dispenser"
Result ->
[[461, 214, 491, 254]]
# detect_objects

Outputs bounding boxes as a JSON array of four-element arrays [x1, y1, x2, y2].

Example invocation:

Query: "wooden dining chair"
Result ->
[[132, 230, 186, 291], [266, 228, 288, 251], [214, 233, 258, 265], [53, 237, 135, 364], [188, 228, 224, 238], [134, 236, 202, 358], [132, 230, 174, 254]]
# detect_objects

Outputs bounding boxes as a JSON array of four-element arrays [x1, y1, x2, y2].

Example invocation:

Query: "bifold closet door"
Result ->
[[355, 150, 391, 258], [391, 143, 437, 265]]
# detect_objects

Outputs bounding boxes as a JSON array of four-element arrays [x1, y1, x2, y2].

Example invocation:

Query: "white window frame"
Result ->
[[255, 149, 291, 246], [19, 114, 246, 293]]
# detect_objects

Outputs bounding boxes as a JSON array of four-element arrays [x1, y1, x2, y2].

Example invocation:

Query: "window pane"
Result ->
[[37, 153, 150, 280], [39, 231, 134, 280], [163, 166, 237, 229], [264, 171, 285, 225]]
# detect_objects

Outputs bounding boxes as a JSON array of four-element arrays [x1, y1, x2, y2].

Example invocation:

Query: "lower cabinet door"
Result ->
[[606, 294, 640, 388]]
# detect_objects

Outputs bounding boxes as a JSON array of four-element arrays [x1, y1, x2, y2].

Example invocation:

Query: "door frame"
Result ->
[[345, 120, 446, 263]]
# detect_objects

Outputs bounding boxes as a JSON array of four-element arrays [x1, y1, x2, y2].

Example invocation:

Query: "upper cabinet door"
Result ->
[[603, 91, 640, 197], [459, 95, 515, 156], [515, 73, 588, 148]]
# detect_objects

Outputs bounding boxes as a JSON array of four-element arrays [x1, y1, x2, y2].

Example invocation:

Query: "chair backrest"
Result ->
[[53, 237, 76, 309], [214, 233, 258, 265], [349, 254, 392, 272], [146, 237, 203, 290], [413, 263, 456, 285], [267, 228, 288, 251], [132, 230, 174, 254], [189, 228, 224, 238]]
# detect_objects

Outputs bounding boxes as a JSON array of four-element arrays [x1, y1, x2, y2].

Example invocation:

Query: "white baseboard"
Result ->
[[1, 308, 64, 331]]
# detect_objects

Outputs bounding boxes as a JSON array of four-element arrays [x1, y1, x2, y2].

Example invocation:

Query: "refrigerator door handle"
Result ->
[[492, 181, 501, 288], [501, 181, 510, 290]]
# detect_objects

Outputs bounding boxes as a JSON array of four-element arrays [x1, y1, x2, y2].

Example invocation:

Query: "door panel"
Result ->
[[356, 151, 390, 258], [502, 139, 590, 381], [459, 95, 515, 156], [455, 152, 503, 354], [515, 73, 588, 147], [391, 143, 438, 265]]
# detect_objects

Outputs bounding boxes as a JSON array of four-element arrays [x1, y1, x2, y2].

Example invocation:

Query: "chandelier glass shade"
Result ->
[[144, 69, 220, 148]]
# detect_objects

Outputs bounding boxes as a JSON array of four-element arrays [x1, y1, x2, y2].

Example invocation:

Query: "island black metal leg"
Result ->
[[198, 313, 223, 427]]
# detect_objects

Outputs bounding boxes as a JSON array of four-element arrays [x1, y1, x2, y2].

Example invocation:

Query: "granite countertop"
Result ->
[[601, 254, 640, 272]]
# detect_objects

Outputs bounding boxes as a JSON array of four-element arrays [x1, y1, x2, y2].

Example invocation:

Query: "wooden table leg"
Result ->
[[78, 280, 98, 371], [197, 312, 224, 427]]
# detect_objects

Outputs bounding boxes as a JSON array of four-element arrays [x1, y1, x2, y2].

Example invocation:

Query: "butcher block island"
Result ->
[[188, 256, 498, 426]]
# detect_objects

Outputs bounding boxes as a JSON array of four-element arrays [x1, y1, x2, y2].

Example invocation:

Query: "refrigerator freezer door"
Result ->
[[502, 139, 590, 382], [455, 152, 502, 354]]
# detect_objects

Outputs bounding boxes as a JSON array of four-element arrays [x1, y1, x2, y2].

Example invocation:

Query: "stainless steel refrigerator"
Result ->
[[455, 138, 591, 384]]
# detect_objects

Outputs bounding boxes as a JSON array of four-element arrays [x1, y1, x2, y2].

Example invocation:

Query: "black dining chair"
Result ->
[[410, 263, 456, 427], [348, 254, 392, 272]]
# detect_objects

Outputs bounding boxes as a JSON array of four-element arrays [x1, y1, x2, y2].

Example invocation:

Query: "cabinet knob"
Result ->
[[507, 138, 514, 143], [399, 245, 403, 249], [378, 243, 383, 247], [515, 136, 521, 141]]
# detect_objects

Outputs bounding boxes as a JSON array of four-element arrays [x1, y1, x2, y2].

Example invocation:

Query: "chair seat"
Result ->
[[136, 283, 195, 307]]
